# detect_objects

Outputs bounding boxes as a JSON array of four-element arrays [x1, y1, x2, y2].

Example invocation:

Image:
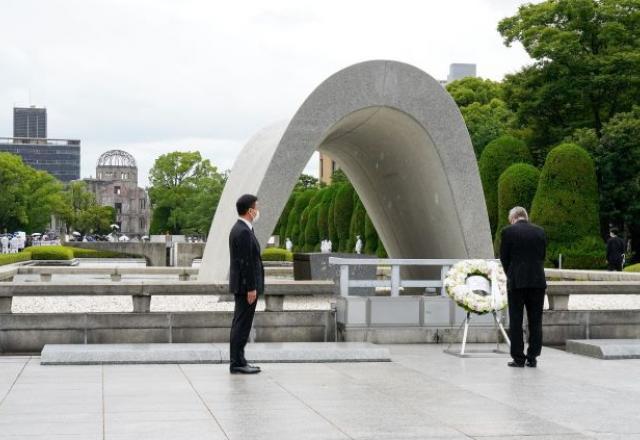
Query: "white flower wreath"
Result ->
[[443, 259, 508, 315]]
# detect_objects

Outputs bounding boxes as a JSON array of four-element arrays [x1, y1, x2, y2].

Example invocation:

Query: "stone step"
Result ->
[[40, 342, 391, 365], [566, 339, 640, 360]]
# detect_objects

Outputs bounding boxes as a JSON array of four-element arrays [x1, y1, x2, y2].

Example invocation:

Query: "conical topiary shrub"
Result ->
[[316, 187, 334, 244], [494, 163, 540, 254], [304, 204, 321, 252], [478, 135, 532, 235], [348, 197, 366, 253], [286, 189, 315, 251], [333, 184, 355, 252], [327, 187, 340, 251], [278, 192, 297, 248], [530, 143, 600, 261]]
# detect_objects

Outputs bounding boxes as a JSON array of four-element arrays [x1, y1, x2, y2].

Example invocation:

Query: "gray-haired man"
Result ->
[[500, 207, 547, 368]]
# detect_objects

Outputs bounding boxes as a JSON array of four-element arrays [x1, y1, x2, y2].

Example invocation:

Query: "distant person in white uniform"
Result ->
[[10, 236, 19, 253], [0, 236, 8, 254]]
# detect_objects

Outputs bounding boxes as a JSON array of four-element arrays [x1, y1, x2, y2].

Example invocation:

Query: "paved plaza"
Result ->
[[0, 344, 638, 440]]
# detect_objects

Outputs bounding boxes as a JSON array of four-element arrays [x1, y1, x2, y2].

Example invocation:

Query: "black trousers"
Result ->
[[607, 259, 623, 271], [229, 293, 257, 368], [507, 288, 545, 364]]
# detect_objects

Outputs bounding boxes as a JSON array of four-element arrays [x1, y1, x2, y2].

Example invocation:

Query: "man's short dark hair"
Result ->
[[236, 194, 258, 216]]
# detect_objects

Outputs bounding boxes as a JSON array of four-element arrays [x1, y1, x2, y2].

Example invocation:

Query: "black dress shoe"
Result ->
[[246, 364, 261, 371], [526, 359, 537, 368], [508, 361, 525, 368], [230, 365, 261, 374]]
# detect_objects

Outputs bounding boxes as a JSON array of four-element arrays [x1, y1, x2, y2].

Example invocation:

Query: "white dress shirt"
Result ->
[[238, 217, 253, 230]]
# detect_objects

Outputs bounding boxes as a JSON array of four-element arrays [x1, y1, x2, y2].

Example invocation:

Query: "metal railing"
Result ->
[[328, 257, 474, 297]]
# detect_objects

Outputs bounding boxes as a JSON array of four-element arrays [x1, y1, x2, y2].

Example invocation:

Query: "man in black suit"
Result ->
[[500, 206, 547, 368], [228, 194, 264, 374], [606, 228, 625, 271]]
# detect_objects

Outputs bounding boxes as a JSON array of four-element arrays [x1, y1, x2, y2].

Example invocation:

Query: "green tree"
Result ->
[[460, 98, 515, 157], [494, 163, 540, 254], [60, 181, 114, 235], [148, 151, 225, 235], [498, 0, 640, 149], [479, 135, 533, 235], [75, 205, 116, 235], [0, 153, 66, 233], [530, 143, 601, 258], [446, 77, 504, 108], [595, 106, 640, 256], [294, 174, 319, 191]]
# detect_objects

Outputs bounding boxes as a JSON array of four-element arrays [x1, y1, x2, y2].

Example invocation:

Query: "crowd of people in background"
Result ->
[[0, 232, 64, 254]]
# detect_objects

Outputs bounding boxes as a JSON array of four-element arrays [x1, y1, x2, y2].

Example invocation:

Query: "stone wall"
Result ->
[[173, 243, 205, 267], [68, 242, 166, 266], [0, 311, 335, 353]]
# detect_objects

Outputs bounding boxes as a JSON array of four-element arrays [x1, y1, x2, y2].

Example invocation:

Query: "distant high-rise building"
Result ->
[[446, 63, 477, 84], [13, 106, 47, 138], [0, 106, 80, 182]]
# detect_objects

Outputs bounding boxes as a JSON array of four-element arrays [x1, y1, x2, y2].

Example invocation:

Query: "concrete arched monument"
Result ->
[[200, 60, 492, 282]]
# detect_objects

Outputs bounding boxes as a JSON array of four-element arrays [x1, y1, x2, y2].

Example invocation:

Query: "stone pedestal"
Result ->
[[293, 252, 376, 296]]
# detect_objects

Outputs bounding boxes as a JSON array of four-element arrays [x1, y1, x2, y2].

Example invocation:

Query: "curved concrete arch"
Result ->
[[199, 60, 492, 282]]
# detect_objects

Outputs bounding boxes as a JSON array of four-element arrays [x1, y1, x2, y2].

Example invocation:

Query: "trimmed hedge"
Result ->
[[624, 263, 640, 273], [333, 184, 355, 252], [547, 236, 607, 270], [364, 213, 379, 255], [328, 188, 339, 250], [0, 252, 31, 266], [262, 247, 293, 262], [494, 163, 540, 254], [304, 204, 321, 252], [530, 143, 600, 251], [26, 245, 74, 260], [376, 238, 388, 258], [278, 192, 297, 248], [348, 197, 366, 252], [297, 206, 311, 251], [286, 189, 315, 250], [317, 187, 334, 243], [478, 135, 532, 235], [68, 247, 139, 259]]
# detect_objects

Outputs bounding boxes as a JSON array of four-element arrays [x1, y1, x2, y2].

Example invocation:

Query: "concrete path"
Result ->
[[0, 344, 638, 439]]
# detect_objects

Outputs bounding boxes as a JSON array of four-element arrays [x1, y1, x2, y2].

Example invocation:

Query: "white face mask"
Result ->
[[250, 208, 260, 223]]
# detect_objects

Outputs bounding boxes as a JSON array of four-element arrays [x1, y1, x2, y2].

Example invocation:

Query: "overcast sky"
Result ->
[[0, 0, 537, 186]]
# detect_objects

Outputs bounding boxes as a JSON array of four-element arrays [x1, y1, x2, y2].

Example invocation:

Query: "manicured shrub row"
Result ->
[[262, 247, 293, 262], [0, 252, 32, 266]]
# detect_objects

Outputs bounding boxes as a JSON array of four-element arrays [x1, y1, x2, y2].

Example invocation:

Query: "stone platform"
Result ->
[[2, 344, 639, 439], [566, 338, 640, 359], [40, 342, 391, 365]]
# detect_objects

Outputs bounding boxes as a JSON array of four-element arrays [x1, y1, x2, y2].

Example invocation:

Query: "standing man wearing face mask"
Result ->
[[228, 194, 264, 374]]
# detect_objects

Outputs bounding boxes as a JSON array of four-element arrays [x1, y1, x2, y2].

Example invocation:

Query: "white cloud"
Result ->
[[0, 0, 536, 184]]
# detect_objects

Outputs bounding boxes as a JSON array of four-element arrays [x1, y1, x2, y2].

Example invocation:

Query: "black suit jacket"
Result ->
[[228, 220, 265, 295], [606, 236, 625, 263], [500, 220, 547, 290]]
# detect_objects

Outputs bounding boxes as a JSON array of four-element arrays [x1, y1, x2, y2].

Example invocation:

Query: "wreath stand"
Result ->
[[444, 310, 511, 358]]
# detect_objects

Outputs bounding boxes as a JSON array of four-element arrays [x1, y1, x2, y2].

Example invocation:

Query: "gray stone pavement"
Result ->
[[0, 344, 638, 440]]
